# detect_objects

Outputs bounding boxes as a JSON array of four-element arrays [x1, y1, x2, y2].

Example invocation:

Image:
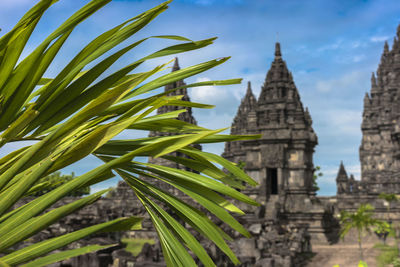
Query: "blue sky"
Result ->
[[1, 0, 400, 195]]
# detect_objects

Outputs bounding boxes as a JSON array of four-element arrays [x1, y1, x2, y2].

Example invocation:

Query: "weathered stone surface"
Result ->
[[249, 223, 262, 235]]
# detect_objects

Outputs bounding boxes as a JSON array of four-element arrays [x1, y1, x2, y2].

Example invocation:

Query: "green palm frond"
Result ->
[[0, 1, 260, 266]]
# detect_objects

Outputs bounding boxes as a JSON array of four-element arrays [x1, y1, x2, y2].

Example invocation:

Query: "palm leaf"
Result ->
[[0, 1, 260, 266]]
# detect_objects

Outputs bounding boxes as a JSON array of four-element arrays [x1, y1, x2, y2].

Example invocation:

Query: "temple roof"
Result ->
[[336, 161, 349, 182], [238, 81, 257, 115], [172, 57, 180, 72], [259, 42, 293, 96], [230, 81, 257, 135], [256, 42, 313, 131], [363, 24, 400, 128]]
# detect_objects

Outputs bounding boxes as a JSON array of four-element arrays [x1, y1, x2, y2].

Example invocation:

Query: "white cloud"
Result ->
[[190, 77, 228, 103], [352, 54, 365, 63], [323, 109, 362, 137], [317, 39, 343, 52], [351, 41, 361, 48], [370, 36, 389, 43], [315, 81, 332, 92], [315, 71, 365, 93]]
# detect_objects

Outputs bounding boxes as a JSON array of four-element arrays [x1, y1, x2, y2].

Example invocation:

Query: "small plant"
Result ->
[[378, 192, 400, 259], [392, 257, 400, 267], [374, 243, 399, 267], [339, 204, 385, 262], [374, 219, 392, 245], [313, 165, 323, 191]]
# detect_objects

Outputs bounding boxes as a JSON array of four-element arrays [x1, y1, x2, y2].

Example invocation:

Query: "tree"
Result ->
[[0, 1, 260, 266], [313, 165, 323, 191], [377, 193, 400, 262], [30, 172, 90, 197], [339, 204, 386, 262], [375, 193, 398, 244]]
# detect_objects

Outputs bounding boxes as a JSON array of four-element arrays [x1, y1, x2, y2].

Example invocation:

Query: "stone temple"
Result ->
[[223, 43, 331, 243], [338, 25, 400, 195], [14, 24, 400, 267], [334, 25, 400, 217]]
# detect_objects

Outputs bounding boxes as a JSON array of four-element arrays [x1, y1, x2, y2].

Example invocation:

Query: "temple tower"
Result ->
[[225, 43, 318, 206], [336, 162, 349, 195], [255, 42, 317, 209], [146, 58, 201, 195], [360, 25, 400, 194], [224, 81, 257, 165], [224, 43, 327, 242], [149, 58, 198, 131]]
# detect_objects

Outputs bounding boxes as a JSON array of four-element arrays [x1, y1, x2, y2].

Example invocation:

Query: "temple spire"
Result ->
[[275, 42, 281, 58], [393, 37, 399, 51], [363, 92, 371, 108], [336, 161, 348, 181], [151, 57, 197, 129], [246, 81, 253, 95], [239, 81, 256, 114], [262, 42, 290, 86], [305, 107, 312, 126], [371, 72, 378, 93], [397, 23, 400, 38], [172, 57, 180, 72], [384, 41, 389, 54], [229, 81, 256, 135], [371, 72, 376, 86]]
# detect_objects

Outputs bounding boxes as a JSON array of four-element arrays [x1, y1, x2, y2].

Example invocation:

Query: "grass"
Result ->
[[374, 243, 399, 267], [121, 238, 155, 257]]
